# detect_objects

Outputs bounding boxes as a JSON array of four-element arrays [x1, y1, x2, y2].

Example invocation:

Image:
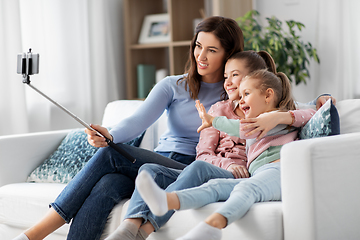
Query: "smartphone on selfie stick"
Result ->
[[17, 49, 136, 163]]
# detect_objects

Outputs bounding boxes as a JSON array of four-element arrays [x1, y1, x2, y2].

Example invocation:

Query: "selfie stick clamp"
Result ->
[[18, 49, 136, 163]]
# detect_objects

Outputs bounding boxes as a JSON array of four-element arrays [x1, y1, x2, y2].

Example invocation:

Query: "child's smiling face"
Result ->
[[239, 78, 269, 118], [224, 58, 250, 101]]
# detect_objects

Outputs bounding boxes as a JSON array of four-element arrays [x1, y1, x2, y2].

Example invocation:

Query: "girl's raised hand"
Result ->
[[195, 100, 214, 133]]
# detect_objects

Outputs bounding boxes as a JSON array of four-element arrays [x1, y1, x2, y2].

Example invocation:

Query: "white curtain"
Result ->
[[0, 0, 29, 135], [316, 0, 360, 100], [0, 0, 125, 136]]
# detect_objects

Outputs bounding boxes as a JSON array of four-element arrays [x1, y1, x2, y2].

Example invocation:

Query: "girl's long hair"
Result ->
[[222, 50, 277, 99], [228, 50, 276, 74], [180, 16, 244, 100]]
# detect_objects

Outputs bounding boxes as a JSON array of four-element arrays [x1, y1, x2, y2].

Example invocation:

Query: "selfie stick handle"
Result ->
[[24, 81, 136, 163]]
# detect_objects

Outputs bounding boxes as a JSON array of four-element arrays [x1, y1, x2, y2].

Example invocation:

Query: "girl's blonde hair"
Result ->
[[245, 69, 296, 111]]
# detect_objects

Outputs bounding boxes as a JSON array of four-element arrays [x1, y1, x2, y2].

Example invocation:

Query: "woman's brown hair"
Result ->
[[179, 16, 244, 100]]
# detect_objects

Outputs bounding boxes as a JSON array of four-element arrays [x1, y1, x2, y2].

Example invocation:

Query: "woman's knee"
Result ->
[[94, 145, 113, 158], [92, 174, 134, 201]]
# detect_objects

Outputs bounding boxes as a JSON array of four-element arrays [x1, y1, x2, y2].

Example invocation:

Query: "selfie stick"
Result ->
[[19, 49, 136, 163]]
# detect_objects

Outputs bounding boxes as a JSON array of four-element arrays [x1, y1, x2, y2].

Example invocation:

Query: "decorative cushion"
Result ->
[[299, 99, 340, 139], [27, 129, 145, 184]]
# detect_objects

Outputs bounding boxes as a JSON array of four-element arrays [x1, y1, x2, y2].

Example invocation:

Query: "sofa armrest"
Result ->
[[281, 132, 360, 240], [0, 129, 71, 187]]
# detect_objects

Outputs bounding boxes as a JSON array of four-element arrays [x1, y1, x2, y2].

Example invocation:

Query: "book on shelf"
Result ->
[[137, 64, 156, 99]]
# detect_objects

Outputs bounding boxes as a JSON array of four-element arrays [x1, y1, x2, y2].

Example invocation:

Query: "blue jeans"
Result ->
[[156, 151, 195, 165], [176, 162, 281, 224], [124, 161, 234, 230], [50, 143, 194, 240]]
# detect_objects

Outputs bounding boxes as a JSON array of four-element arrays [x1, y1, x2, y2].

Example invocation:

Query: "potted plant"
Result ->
[[237, 10, 320, 85]]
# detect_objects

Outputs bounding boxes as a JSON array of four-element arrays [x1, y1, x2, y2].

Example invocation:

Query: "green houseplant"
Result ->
[[236, 10, 320, 85]]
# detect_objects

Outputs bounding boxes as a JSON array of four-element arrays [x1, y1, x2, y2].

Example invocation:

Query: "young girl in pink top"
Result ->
[[135, 67, 316, 240]]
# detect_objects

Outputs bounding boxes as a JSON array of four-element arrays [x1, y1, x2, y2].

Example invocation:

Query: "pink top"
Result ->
[[196, 100, 247, 170], [240, 109, 316, 167]]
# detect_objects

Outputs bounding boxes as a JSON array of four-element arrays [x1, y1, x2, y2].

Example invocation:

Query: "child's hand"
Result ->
[[227, 164, 249, 179], [195, 100, 214, 133]]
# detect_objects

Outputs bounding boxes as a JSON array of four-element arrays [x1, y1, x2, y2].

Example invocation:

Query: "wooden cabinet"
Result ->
[[123, 0, 205, 99], [123, 0, 252, 99]]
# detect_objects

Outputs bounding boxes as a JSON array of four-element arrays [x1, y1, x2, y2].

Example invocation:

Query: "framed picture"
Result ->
[[138, 13, 170, 44]]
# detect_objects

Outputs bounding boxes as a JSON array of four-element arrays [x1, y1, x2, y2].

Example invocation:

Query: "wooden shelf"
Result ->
[[130, 40, 191, 50], [123, 0, 204, 99], [123, 0, 252, 99]]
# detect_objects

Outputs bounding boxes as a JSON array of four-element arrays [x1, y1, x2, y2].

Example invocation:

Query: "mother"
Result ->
[[14, 16, 244, 240]]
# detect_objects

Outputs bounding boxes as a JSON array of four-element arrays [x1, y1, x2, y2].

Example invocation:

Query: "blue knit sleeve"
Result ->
[[109, 77, 174, 143]]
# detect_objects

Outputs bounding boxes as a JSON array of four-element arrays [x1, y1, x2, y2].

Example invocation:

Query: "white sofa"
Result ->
[[1, 99, 360, 240]]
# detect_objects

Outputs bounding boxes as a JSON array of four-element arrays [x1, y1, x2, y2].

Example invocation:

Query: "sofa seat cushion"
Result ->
[[121, 200, 283, 240], [0, 183, 69, 235], [336, 99, 360, 134]]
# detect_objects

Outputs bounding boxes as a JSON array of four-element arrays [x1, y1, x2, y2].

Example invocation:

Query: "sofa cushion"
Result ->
[[299, 99, 340, 139], [101, 100, 155, 150], [336, 99, 360, 134], [101, 99, 167, 151], [0, 183, 69, 235], [26, 129, 145, 184], [120, 200, 283, 240]]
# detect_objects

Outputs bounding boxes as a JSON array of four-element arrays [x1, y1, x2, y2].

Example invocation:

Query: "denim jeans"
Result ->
[[125, 161, 234, 230], [176, 162, 281, 225], [50, 143, 194, 240], [157, 151, 196, 165]]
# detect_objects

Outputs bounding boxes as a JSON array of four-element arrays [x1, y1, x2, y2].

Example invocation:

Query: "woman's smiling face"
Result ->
[[193, 31, 226, 83], [224, 58, 250, 101]]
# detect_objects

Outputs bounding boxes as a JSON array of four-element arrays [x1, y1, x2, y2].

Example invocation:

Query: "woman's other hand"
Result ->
[[195, 100, 214, 133], [227, 164, 249, 179], [85, 124, 112, 148], [316, 95, 336, 110], [240, 111, 285, 140]]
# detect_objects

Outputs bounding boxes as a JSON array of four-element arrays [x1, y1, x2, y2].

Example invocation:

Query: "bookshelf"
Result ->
[[123, 0, 252, 99]]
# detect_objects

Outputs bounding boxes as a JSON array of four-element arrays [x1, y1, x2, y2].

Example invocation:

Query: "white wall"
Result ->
[[253, 0, 321, 103]]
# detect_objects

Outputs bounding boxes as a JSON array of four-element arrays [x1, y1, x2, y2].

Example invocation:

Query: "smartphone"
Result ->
[[17, 51, 39, 75]]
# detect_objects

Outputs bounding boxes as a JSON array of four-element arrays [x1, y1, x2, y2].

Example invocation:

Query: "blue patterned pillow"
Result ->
[[299, 99, 340, 139], [27, 129, 145, 184]]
